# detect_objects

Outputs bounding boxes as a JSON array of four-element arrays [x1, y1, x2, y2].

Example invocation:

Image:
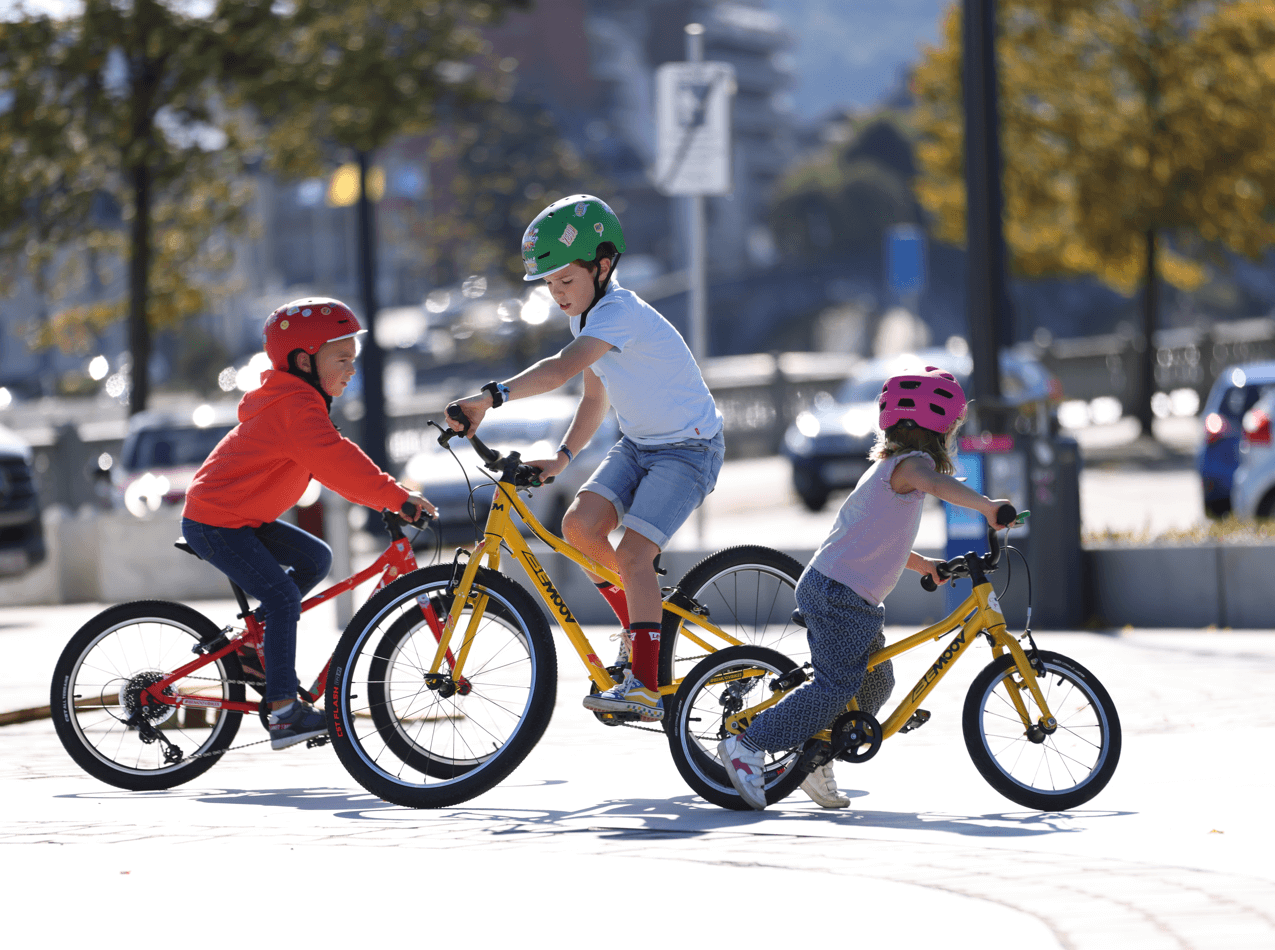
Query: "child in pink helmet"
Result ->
[[719, 365, 1013, 810]]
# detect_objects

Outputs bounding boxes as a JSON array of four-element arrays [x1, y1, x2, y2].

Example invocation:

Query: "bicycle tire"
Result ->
[[366, 592, 522, 778], [50, 601, 245, 790], [659, 545, 806, 695], [963, 650, 1122, 811], [667, 645, 807, 811], [328, 565, 557, 809]]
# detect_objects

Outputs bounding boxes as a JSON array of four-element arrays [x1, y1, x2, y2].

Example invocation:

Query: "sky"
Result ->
[[766, 0, 952, 119]]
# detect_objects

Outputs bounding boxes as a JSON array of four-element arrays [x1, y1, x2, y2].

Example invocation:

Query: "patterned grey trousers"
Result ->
[[744, 568, 895, 753]]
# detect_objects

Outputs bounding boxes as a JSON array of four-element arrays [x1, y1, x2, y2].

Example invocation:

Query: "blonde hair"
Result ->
[[869, 421, 959, 475]]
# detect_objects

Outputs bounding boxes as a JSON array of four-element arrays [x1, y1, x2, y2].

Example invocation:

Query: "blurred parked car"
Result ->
[[1230, 386, 1275, 519], [110, 405, 237, 517], [0, 423, 46, 576], [1197, 362, 1275, 517], [782, 348, 1060, 511], [401, 394, 621, 543]]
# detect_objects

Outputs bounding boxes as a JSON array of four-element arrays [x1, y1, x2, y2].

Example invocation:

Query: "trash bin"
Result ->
[[943, 433, 1082, 629]]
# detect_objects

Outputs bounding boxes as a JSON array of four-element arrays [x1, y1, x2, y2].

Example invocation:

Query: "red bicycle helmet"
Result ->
[[878, 365, 967, 433], [263, 297, 362, 371]]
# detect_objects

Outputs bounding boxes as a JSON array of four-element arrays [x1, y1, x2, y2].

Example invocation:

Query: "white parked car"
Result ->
[[1231, 388, 1275, 518], [401, 393, 621, 543]]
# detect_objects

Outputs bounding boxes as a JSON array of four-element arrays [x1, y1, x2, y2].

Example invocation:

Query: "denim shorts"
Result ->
[[579, 431, 725, 548]]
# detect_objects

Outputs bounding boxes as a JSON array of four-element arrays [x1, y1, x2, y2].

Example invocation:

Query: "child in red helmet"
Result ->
[[719, 365, 1013, 810], [182, 297, 435, 750]]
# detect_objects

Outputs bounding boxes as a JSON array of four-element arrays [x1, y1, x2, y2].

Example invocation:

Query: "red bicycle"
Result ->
[[50, 508, 441, 790]]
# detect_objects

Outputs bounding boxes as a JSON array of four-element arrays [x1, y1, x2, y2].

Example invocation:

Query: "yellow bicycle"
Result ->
[[326, 423, 807, 808], [667, 510, 1123, 811]]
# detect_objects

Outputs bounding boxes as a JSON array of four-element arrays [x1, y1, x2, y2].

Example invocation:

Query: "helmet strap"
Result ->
[[287, 349, 333, 413], [579, 252, 620, 330]]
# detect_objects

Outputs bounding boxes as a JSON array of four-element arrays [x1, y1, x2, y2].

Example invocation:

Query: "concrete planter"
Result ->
[[1086, 544, 1274, 629]]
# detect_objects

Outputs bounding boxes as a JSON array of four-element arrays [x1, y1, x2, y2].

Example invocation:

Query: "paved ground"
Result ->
[[3, 598, 1273, 949]]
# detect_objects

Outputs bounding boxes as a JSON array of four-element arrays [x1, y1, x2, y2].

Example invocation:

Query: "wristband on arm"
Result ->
[[558, 444, 574, 463], [482, 381, 511, 408]]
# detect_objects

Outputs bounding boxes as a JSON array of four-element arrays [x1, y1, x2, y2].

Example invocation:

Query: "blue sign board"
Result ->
[[886, 224, 927, 295], [944, 453, 990, 612]]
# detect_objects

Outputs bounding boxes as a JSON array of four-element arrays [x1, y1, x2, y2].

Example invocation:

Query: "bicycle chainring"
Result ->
[[830, 711, 882, 763]]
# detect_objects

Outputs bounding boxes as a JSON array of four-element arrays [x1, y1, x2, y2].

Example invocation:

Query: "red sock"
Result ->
[[595, 581, 630, 629], [629, 622, 661, 690]]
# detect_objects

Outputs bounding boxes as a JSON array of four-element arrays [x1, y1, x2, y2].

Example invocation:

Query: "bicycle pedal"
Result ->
[[305, 734, 331, 749], [898, 709, 931, 734]]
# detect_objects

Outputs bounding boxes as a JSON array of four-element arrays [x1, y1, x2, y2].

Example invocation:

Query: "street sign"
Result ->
[[654, 61, 735, 196]]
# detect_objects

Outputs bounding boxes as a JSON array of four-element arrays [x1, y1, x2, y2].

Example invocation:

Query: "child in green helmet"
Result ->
[[446, 194, 724, 723]]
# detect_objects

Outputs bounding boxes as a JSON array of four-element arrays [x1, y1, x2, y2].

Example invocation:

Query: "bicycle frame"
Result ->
[[139, 531, 424, 719], [427, 473, 747, 697], [724, 574, 1058, 741]]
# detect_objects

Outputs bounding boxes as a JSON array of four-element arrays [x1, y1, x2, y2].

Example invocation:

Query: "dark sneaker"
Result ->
[[268, 702, 327, 750]]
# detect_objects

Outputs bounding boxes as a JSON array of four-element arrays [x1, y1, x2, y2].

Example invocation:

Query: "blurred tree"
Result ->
[[228, 0, 527, 470], [406, 93, 610, 286], [913, 0, 1275, 434], [0, 1, 257, 414], [769, 116, 920, 262]]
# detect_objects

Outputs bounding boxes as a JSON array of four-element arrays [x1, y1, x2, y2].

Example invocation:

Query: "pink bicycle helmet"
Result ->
[[878, 366, 967, 433]]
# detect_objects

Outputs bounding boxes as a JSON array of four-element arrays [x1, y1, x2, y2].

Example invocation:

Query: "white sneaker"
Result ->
[[800, 762, 850, 808], [718, 734, 767, 810], [581, 670, 663, 722]]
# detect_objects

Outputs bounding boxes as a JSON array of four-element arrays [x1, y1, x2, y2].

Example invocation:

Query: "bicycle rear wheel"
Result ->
[[667, 645, 806, 811], [964, 650, 1121, 811], [659, 545, 806, 694], [328, 565, 557, 809], [51, 601, 245, 790]]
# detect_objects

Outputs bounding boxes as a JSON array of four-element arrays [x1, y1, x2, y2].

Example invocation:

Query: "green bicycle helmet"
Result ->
[[521, 194, 627, 281]]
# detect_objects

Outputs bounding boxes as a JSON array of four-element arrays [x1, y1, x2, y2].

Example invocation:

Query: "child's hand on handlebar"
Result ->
[[445, 393, 493, 436], [523, 454, 568, 481], [400, 491, 437, 524], [911, 553, 948, 588], [985, 498, 1015, 529]]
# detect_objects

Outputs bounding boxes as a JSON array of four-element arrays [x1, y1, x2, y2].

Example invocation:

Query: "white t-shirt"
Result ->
[[572, 280, 723, 445]]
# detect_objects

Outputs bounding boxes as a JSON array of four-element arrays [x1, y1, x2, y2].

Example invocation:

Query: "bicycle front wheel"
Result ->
[[50, 601, 245, 790], [328, 565, 557, 809], [964, 650, 1122, 811], [667, 645, 807, 811], [659, 545, 806, 693]]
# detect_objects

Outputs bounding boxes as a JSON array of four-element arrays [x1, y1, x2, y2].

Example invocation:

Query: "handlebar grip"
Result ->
[[996, 503, 1017, 527], [920, 560, 953, 592], [400, 501, 422, 524], [446, 403, 471, 436]]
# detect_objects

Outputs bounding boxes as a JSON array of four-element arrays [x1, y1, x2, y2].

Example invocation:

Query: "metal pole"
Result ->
[[961, 0, 1008, 429], [685, 22, 708, 546]]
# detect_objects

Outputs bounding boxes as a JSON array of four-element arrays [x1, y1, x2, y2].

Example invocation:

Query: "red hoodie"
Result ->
[[183, 369, 408, 529]]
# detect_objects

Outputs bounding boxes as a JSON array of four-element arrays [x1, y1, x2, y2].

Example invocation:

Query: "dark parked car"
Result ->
[[782, 348, 1059, 511], [1197, 362, 1275, 517], [0, 423, 46, 576]]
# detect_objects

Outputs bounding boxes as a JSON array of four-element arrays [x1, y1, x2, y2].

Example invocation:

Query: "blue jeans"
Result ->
[[181, 518, 332, 703], [579, 431, 725, 547]]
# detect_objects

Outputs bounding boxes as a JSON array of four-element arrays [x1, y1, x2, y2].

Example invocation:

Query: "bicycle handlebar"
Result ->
[[434, 410, 555, 489], [920, 503, 1025, 592]]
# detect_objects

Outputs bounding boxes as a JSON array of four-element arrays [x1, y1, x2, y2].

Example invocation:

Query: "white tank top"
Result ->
[[806, 450, 933, 606]]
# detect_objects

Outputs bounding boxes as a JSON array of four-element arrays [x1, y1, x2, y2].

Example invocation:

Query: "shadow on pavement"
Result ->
[[56, 784, 1133, 839]]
